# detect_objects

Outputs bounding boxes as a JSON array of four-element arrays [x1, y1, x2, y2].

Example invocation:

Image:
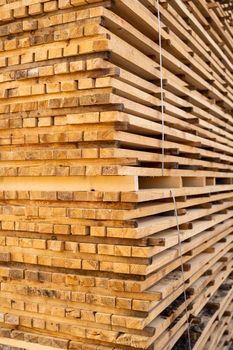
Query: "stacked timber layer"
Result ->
[[0, 0, 232, 349]]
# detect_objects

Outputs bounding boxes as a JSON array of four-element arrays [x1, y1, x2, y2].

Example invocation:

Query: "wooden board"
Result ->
[[0, 0, 232, 349]]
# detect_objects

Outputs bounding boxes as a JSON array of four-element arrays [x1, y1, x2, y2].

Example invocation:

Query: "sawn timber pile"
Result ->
[[0, 0, 232, 349]]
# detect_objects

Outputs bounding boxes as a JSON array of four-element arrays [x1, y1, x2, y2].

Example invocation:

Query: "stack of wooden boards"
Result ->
[[0, 0, 232, 349], [216, 0, 233, 24]]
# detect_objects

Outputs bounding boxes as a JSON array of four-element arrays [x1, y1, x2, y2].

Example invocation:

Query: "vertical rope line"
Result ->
[[170, 189, 192, 350], [156, 1, 191, 347], [156, 0, 165, 176]]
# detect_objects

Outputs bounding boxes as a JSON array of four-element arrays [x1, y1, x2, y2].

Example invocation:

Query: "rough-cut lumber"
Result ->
[[0, 0, 232, 349]]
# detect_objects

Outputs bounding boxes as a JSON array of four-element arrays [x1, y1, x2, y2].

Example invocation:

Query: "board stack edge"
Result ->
[[0, 0, 232, 349]]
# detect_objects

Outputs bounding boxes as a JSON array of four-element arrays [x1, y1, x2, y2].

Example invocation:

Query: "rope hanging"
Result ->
[[156, 5, 192, 348]]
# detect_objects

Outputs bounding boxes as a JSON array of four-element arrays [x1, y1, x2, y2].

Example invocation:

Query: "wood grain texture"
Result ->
[[0, 0, 232, 349]]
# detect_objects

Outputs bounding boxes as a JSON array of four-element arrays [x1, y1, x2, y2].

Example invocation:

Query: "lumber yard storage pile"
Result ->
[[0, 0, 232, 349]]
